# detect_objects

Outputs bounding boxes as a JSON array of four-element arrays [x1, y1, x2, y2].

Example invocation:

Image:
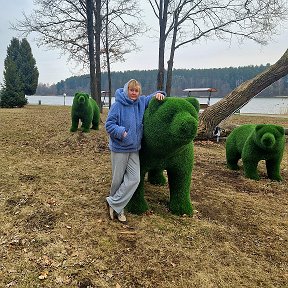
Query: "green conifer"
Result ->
[[0, 37, 38, 107], [19, 38, 39, 95], [0, 58, 26, 108]]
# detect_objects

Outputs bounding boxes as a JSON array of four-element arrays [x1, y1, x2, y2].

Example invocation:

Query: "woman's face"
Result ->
[[128, 85, 140, 101]]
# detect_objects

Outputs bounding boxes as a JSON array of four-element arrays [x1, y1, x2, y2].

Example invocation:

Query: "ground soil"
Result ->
[[0, 105, 287, 287]]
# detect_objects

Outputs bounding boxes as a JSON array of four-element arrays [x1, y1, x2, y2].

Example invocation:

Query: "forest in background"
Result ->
[[36, 64, 288, 97]]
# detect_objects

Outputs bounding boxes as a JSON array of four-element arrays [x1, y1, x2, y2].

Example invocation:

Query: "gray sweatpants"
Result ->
[[106, 151, 140, 214]]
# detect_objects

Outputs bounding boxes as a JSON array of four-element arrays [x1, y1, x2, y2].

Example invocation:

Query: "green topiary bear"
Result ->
[[126, 97, 199, 216], [226, 124, 285, 181], [70, 92, 100, 133]]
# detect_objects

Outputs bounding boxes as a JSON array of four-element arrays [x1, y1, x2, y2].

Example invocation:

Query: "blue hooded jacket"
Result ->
[[105, 81, 165, 153]]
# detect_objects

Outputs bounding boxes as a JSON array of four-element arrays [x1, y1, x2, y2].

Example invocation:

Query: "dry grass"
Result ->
[[0, 105, 287, 288]]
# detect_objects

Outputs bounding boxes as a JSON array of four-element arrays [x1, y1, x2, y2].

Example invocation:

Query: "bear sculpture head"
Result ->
[[74, 92, 89, 105], [142, 97, 199, 155], [254, 124, 284, 150]]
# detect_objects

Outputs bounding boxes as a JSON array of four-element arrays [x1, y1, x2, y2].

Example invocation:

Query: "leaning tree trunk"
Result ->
[[197, 49, 288, 139]]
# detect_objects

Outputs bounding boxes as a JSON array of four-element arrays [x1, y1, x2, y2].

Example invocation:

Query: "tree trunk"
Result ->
[[166, 15, 178, 96], [197, 49, 288, 139], [166, 58, 173, 97], [157, 38, 166, 91], [156, 0, 168, 91], [86, 0, 97, 101], [94, 0, 102, 111], [105, 0, 112, 109]]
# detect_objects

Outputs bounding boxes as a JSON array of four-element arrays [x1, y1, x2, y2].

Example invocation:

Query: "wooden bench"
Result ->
[[200, 103, 209, 109], [183, 88, 217, 111]]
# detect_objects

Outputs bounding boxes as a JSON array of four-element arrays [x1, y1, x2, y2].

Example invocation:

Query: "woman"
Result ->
[[105, 79, 165, 223]]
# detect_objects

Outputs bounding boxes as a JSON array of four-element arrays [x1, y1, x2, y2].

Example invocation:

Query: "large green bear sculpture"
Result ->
[[70, 92, 100, 133], [126, 97, 199, 216], [226, 124, 285, 181]]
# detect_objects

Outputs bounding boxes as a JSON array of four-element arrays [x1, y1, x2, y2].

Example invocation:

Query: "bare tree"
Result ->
[[198, 49, 288, 139], [154, 0, 169, 91], [86, 0, 98, 103], [101, 0, 145, 108], [13, 1, 87, 65], [94, 0, 102, 108], [148, 0, 288, 95], [13, 0, 145, 96]]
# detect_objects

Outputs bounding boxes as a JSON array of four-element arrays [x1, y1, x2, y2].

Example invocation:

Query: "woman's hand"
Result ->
[[155, 93, 165, 101]]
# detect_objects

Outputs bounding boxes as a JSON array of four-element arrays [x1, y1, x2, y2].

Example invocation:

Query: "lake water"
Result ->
[[26, 95, 288, 115]]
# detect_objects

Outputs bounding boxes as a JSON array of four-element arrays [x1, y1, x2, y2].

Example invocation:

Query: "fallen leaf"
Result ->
[[6, 281, 16, 287], [118, 231, 137, 235], [107, 272, 113, 278], [38, 270, 49, 280]]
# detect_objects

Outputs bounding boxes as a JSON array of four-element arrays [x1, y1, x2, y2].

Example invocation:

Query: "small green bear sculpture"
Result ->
[[70, 92, 100, 133], [226, 124, 285, 181], [126, 97, 199, 216]]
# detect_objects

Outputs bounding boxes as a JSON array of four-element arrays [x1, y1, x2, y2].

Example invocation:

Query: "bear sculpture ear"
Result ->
[[255, 124, 265, 132], [147, 97, 166, 115], [276, 125, 285, 135], [185, 97, 200, 113], [74, 92, 80, 98]]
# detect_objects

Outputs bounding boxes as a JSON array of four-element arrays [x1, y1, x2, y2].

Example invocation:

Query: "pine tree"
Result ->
[[0, 58, 26, 108], [0, 37, 38, 108], [19, 38, 39, 95], [6, 38, 21, 64]]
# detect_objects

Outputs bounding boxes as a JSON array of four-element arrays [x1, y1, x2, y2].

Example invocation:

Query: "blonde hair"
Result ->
[[128, 79, 142, 95]]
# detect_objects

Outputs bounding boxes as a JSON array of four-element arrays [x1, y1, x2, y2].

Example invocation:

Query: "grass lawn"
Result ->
[[0, 105, 287, 287]]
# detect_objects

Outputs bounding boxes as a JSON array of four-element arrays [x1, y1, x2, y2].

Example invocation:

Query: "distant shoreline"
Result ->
[[28, 95, 288, 98]]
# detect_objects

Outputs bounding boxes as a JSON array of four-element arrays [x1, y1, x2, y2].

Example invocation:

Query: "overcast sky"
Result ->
[[0, 0, 288, 85]]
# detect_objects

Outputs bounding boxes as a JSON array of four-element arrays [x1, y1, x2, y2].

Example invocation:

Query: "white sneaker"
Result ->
[[117, 210, 127, 223]]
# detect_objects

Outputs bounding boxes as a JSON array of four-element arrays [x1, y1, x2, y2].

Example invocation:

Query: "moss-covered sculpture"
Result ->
[[126, 97, 199, 216], [226, 124, 285, 181], [70, 92, 100, 133]]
